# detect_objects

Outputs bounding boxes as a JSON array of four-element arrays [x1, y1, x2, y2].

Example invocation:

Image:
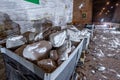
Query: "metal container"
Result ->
[[1, 39, 84, 80]]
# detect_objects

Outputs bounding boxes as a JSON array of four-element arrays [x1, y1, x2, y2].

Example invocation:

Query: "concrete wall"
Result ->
[[73, 0, 92, 24], [0, 0, 73, 33]]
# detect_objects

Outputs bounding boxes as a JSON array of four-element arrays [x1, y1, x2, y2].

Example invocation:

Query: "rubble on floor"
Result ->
[[77, 29, 120, 80]]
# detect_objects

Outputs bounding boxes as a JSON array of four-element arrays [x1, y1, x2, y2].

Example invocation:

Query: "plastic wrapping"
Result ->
[[37, 59, 57, 73], [50, 50, 59, 61], [23, 41, 52, 61], [50, 31, 66, 47], [57, 40, 72, 61], [6, 35, 26, 48]]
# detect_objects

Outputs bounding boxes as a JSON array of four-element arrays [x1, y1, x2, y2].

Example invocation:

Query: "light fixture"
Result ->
[[99, 12, 102, 15], [107, 10, 110, 12], [101, 10, 103, 12], [106, 1, 110, 5], [105, 12, 108, 15], [102, 7, 105, 10], [111, 6, 113, 8], [116, 3, 119, 6], [99, 11, 103, 15]]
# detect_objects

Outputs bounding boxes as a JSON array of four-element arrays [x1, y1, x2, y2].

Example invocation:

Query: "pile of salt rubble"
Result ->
[[5, 23, 90, 73]]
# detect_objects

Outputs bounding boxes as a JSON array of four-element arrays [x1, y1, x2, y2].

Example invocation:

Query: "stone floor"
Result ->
[[77, 29, 120, 80]]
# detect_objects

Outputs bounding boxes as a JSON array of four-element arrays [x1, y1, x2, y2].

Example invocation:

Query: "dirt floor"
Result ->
[[77, 29, 120, 80], [0, 29, 120, 80]]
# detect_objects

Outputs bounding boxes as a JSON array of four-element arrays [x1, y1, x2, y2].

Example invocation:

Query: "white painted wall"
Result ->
[[0, 0, 73, 33]]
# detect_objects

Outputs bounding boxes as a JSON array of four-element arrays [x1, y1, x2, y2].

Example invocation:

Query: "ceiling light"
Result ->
[[101, 10, 103, 12], [99, 12, 102, 15], [106, 2, 110, 5], [102, 7, 105, 10], [116, 3, 119, 6], [111, 6, 113, 8], [107, 10, 110, 12]]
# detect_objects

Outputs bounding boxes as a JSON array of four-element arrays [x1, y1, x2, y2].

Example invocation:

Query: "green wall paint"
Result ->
[[25, 0, 40, 4]]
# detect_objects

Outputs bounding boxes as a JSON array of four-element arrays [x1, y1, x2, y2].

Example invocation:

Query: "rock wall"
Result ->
[[0, 0, 73, 33]]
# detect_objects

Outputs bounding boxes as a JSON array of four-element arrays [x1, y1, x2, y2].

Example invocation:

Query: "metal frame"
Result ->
[[1, 39, 84, 80]]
